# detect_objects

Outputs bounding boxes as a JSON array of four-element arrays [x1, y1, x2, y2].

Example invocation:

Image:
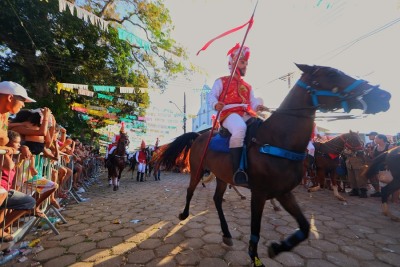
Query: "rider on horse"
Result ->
[[106, 122, 128, 160], [208, 44, 268, 186]]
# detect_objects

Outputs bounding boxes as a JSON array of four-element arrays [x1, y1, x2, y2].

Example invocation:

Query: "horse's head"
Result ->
[[295, 64, 391, 114], [118, 132, 130, 147], [341, 130, 364, 152]]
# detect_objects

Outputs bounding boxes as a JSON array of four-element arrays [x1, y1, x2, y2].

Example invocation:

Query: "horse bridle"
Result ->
[[340, 134, 363, 151], [297, 74, 377, 113]]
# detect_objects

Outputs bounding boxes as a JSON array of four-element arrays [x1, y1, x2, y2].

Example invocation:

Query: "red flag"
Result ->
[[196, 17, 254, 56]]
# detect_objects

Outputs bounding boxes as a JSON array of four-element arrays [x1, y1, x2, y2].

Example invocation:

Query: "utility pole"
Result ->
[[169, 92, 187, 134], [183, 92, 187, 133]]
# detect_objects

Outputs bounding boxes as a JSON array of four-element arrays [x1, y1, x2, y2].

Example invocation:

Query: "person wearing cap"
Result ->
[[208, 44, 268, 186], [0, 82, 36, 214], [0, 81, 36, 154], [0, 81, 36, 241]]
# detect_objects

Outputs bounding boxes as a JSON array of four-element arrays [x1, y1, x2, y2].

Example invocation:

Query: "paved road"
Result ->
[[5, 170, 400, 267]]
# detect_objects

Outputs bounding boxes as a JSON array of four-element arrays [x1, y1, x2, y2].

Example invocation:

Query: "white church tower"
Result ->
[[192, 84, 216, 132]]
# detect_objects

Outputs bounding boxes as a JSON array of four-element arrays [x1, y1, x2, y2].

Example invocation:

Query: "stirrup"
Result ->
[[233, 169, 248, 186]]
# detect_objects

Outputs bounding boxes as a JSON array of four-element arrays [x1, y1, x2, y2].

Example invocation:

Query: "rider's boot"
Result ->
[[136, 172, 140, 182], [230, 147, 248, 186], [140, 173, 144, 182]]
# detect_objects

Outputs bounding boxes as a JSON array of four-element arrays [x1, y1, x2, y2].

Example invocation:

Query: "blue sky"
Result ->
[[160, 0, 400, 135]]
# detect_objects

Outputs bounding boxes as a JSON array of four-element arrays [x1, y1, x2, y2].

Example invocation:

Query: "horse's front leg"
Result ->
[[268, 192, 310, 258], [331, 174, 346, 201], [308, 167, 325, 192], [248, 192, 267, 267], [213, 178, 233, 246], [113, 176, 118, 191], [179, 173, 201, 220]]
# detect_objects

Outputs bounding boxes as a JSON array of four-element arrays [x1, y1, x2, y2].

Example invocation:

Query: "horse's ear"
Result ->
[[295, 63, 314, 74]]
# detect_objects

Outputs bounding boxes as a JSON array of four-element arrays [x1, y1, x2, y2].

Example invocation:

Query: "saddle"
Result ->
[[209, 117, 262, 153]]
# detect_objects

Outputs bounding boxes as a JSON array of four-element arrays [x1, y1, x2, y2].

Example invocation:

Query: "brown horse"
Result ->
[[363, 146, 400, 221], [107, 132, 129, 191], [307, 131, 364, 201], [156, 64, 391, 266]]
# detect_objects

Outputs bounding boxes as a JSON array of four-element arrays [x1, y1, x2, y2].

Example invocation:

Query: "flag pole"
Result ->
[[194, 1, 259, 182]]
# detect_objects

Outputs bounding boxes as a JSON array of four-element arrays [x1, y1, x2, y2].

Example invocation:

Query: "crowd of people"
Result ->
[[0, 81, 98, 242], [344, 131, 399, 201]]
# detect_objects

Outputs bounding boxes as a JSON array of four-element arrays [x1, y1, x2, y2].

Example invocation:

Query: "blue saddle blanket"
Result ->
[[209, 134, 230, 153]]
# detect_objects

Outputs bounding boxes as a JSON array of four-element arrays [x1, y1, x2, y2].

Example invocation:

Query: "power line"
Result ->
[[265, 13, 400, 87], [321, 16, 400, 62]]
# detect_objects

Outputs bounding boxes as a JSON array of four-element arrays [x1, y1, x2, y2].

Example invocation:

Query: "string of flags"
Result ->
[[58, 0, 110, 31]]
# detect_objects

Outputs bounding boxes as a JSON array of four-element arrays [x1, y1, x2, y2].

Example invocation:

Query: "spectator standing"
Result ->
[[136, 140, 147, 182], [344, 148, 368, 198], [370, 134, 393, 197]]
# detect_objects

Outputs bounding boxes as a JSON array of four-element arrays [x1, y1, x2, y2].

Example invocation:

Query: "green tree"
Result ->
[[0, 0, 190, 139]]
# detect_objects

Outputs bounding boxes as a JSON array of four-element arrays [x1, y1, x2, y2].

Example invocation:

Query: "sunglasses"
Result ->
[[13, 95, 26, 102]]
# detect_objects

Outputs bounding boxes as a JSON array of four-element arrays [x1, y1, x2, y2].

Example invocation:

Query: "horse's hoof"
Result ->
[[178, 213, 188, 220], [268, 242, 279, 258], [113, 186, 117, 191], [252, 256, 265, 267], [390, 216, 400, 222], [222, 236, 233, 246], [308, 185, 320, 192]]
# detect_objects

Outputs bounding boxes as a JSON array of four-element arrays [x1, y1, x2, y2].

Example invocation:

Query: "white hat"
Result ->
[[0, 81, 36, 102]]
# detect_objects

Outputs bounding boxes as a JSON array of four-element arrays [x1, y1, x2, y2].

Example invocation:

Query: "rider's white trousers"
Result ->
[[222, 113, 252, 148], [137, 163, 146, 173]]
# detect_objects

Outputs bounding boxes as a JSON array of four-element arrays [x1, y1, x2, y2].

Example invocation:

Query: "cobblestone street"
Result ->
[[5, 170, 400, 267]]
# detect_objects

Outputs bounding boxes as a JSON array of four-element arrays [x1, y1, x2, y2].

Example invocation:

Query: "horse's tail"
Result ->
[[363, 152, 388, 179], [157, 132, 200, 172]]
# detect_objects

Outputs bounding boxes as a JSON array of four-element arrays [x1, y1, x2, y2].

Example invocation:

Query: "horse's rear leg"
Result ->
[[381, 179, 400, 221], [179, 173, 201, 220], [231, 185, 246, 200], [270, 199, 281, 212], [268, 192, 310, 258], [214, 179, 233, 246]]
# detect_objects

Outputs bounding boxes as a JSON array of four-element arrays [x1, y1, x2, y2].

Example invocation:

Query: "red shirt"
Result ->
[[137, 150, 147, 164], [1, 168, 16, 190]]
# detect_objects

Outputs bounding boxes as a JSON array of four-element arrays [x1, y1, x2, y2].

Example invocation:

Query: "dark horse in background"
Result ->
[[156, 63, 391, 267], [363, 146, 400, 221], [307, 131, 364, 201], [107, 132, 129, 191]]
